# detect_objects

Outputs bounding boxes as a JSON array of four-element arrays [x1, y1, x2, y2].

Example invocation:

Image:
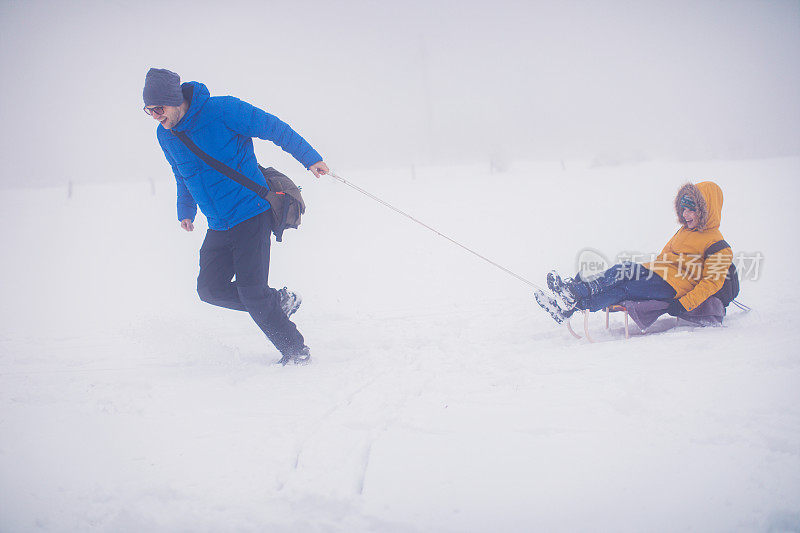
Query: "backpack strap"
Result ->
[[172, 130, 270, 199], [704, 240, 731, 259]]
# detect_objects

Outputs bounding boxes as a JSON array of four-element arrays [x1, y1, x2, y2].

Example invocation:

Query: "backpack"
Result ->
[[704, 240, 739, 306], [172, 130, 305, 242]]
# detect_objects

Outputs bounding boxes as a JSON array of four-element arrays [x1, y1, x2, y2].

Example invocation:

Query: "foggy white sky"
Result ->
[[1, 0, 798, 187]]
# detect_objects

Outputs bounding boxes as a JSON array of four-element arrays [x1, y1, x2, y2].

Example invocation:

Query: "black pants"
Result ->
[[196, 211, 305, 356]]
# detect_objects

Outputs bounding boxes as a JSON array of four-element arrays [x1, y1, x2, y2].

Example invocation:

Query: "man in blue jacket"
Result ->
[[143, 68, 329, 365]]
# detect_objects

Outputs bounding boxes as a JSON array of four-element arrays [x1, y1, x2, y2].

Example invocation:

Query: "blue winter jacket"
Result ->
[[156, 81, 322, 230]]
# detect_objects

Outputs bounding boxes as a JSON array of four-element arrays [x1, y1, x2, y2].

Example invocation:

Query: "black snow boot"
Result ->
[[534, 290, 576, 324], [278, 287, 302, 318], [277, 345, 311, 366], [546, 271, 584, 309]]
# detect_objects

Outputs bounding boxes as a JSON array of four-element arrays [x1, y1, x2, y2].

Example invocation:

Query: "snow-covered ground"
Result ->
[[1, 157, 799, 532]]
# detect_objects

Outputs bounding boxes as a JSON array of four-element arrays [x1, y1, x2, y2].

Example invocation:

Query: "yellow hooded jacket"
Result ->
[[644, 181, 733, 311]]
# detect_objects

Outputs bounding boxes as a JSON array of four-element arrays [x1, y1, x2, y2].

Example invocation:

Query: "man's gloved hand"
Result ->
[[667, 299, 686, 317]]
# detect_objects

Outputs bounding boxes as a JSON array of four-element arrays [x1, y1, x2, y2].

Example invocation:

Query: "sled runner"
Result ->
[[565, 306, 630, 342]]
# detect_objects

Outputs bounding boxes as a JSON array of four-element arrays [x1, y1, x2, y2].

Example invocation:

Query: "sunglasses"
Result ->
[[143, 105, 166, 116]]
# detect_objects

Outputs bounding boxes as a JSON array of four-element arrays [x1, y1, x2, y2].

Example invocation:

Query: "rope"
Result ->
[[326, 170, 544, 291]]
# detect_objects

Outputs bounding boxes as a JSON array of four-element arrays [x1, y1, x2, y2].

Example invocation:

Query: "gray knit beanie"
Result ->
[[143, 68, 184, 106]]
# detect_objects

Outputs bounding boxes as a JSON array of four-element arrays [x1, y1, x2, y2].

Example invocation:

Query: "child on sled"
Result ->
[[536, 181, 735, 326]]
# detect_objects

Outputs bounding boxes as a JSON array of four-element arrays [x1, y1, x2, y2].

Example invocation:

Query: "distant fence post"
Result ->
[[150, 178, 156, 196], [67, 180, 73, 199]]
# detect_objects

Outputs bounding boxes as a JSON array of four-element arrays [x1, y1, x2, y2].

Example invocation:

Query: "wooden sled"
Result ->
[[565, 305, 630, 342], [564, 297, 740, 342]]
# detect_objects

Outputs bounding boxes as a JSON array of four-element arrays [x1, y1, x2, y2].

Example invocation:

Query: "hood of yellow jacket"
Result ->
[[674, 181, 723, 231]]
